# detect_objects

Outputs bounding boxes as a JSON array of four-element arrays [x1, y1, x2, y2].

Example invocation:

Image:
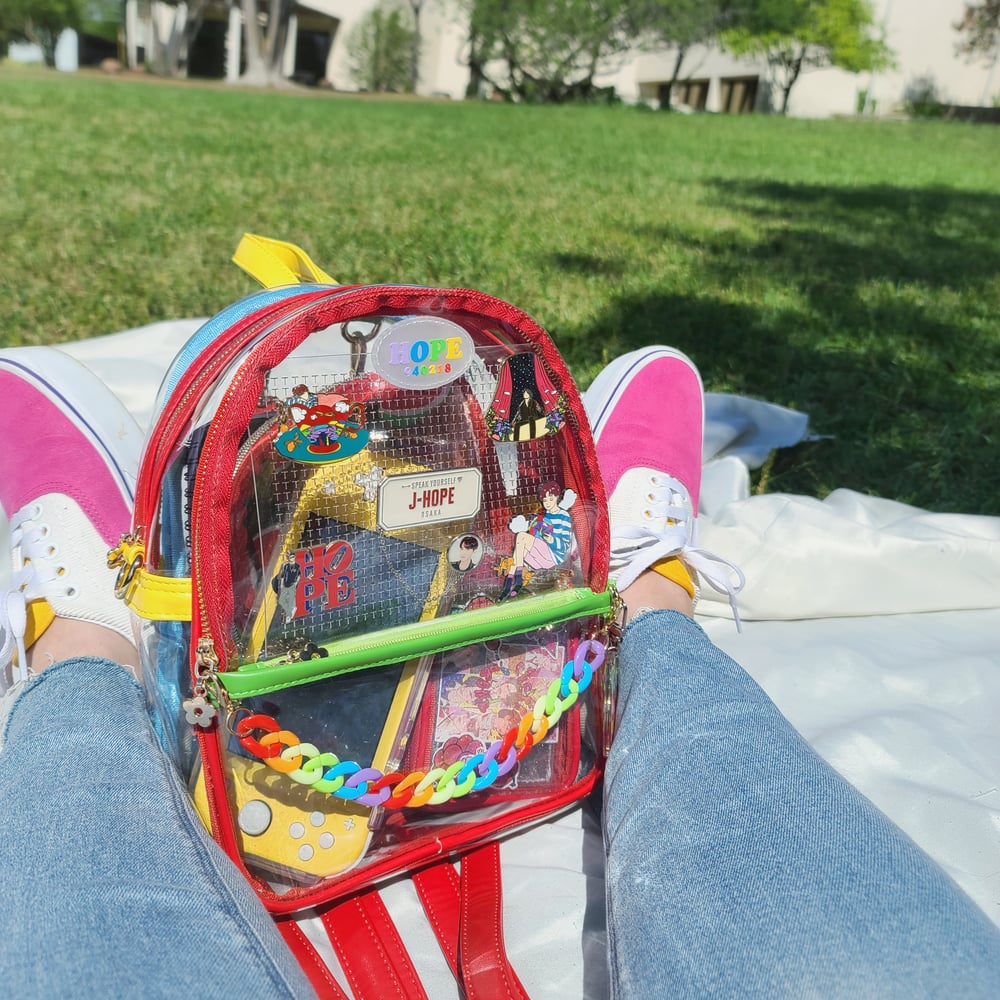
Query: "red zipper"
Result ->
[[132, 287, 349, 535], [184, 284, 609, 908], [190, 285, 536, 663]]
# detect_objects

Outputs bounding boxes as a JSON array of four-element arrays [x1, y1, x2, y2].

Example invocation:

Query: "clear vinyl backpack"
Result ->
[[110, 235, 620, 999]]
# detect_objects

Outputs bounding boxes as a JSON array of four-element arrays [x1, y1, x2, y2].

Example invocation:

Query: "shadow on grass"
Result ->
[[546, 251, 626, 278], [558, 182, 1000, 515]]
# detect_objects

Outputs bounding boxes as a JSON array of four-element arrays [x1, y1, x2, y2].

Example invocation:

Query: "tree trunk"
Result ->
[[148, 9, 168, 75], [42, 34, 58, 67], [240, 0, 268, 83], [503, 34, 523, 101], [239, 0, 290, 85], [780, 47, 805, 114], [163, 3, 187, 76], [466, 56, 486, 98], [268, 0, 290, 75], [146, 2, 204, 78], [408, 0, 422, 93], [665, 46, 686, 109]]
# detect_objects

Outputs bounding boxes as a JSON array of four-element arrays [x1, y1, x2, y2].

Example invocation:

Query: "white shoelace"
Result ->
[[0, 501, 78, 689], [0, 589, 28, 688], [611, 474, 746, 631]]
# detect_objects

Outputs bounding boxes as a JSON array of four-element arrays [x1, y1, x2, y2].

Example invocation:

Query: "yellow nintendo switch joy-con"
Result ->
[[191, 652, 431, 883], [191, 752, 375, 882]]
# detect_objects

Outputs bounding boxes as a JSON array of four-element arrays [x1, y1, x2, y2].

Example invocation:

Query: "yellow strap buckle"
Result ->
[[108, 534, 193, 622]]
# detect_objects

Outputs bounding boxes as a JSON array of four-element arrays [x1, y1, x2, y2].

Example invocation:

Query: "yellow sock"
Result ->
[[24, 599, 55, 649], [652, 557, 696, 600]]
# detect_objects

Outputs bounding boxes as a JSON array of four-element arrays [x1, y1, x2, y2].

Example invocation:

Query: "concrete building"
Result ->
[[121, 0, 469, 92], [599, 0, 998, 115], [115, 0, 998, 115]]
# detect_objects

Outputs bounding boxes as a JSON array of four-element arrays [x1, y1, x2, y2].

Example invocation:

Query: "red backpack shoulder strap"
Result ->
[[413, 844, 530, 1000], [320, 892, 429, 1000], [308, 843, 530, 1000], [274, 916, 350, 1000]]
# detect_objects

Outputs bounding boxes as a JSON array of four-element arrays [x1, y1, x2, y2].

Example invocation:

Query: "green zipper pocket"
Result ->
[[219, 585, 612, 699]]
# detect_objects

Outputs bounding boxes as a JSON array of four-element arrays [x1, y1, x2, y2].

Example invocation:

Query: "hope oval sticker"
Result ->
[[371, 316, 475, 389]]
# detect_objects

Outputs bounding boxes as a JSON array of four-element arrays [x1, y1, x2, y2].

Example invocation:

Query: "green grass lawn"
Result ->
[[2, 64, 998, 514]]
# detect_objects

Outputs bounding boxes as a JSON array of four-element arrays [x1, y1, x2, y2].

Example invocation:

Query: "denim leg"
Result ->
[[604, 611, 1000, 999], [0, 658, 316, 999]]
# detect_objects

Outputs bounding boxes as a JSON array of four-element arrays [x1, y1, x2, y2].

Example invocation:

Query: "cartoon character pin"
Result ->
[[498, 481, 576, 600], [486, 353, 567, 442], [274, 385, 369, 464]]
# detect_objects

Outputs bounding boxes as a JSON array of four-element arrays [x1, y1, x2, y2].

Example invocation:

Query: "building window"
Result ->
[[720, 76, 758, 114], [656, 78, 709, 110]]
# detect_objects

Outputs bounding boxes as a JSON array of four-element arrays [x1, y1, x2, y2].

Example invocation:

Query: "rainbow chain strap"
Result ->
[[232, 638, 607, 809]]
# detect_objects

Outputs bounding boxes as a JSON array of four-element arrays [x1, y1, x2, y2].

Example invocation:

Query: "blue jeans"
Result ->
[[0, 659, 316, 998], [4, 620, 1000, 998], [604, 611, 1000, 998]]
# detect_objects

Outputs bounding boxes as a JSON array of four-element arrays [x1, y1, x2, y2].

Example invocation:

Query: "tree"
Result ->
[[81, 0, 119, 40], [0, 0, 81, 66], [139, 0, 282, 86], [457, 0, 508, 98], [240, 0, 293, 85], [145, 0, 292, 86], [722, 0, 893, 114], [955, 1, 1000, 104], [955, 0, 1000, 59], [628, 0, 738, 108], [404, 0, 423, 92], [0, 3, 10, 57], [145, 0, 208, 78], [460, 0, 636, 103], [347, 4, 415, 93]]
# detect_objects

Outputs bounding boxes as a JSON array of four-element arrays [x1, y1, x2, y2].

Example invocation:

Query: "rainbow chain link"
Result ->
[[233, 638, 606, 809]]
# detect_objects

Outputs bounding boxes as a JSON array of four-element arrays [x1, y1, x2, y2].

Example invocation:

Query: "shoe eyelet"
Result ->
[[64, 585, 80, 599], [45, 545, 59, 559], [643, 510, 652, 519]]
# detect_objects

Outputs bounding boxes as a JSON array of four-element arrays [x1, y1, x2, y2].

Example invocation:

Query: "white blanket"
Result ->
[[63, 322, 1000, 998]]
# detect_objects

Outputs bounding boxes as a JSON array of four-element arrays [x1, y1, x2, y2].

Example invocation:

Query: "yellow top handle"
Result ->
[[110, 235, 340, 623], [232, 233, 338, 289]]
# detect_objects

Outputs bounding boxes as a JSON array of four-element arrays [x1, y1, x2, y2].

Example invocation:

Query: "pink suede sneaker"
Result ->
[[583, 346, 744, 624], [0, 347, 142, 690]]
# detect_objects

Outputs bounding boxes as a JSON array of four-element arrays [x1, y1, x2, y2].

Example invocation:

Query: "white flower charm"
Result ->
[[183, 694, 217, 728]]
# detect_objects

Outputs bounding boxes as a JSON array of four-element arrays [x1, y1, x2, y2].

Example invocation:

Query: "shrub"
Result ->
[[903, 74, 945, 118]]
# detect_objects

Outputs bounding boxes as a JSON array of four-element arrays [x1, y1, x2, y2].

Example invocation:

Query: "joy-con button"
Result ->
[[238, 799, 273, 836]]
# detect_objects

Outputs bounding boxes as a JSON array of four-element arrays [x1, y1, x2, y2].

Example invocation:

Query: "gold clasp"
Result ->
[[108, 531, 146, 600], [193, 636, 231, 713], [587, 584, 625, 652], [183, 637, 230, 729]]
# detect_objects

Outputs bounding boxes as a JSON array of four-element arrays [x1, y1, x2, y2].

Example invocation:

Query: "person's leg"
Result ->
[[605, 603, 1000, 999], [0, 349, 315, 998], [1, 657, 318, 997], [586, 347, 1000, 998]]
